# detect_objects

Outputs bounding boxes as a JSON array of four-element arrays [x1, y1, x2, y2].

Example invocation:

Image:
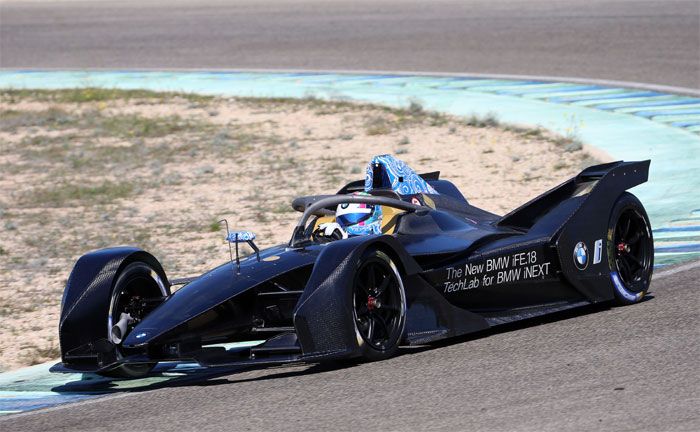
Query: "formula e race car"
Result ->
[[54, 155, 653, 378]]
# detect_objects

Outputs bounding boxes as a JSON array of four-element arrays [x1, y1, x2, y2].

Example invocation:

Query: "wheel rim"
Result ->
[[613, 208, 652, 289], [352, 257, 404, 351], [108, 265, 167, 345]]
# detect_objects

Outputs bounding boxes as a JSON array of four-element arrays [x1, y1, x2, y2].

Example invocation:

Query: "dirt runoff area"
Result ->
[[0, 88, 602, 371]]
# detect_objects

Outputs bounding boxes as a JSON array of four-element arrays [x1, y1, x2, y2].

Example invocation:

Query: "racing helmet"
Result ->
[[335, 192, 383, 236]]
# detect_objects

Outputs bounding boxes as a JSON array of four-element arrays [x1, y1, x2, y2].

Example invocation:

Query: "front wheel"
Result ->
[[607, 192, 654, 305], [99, 261, 169, 378], [352, 249, 407, 361]]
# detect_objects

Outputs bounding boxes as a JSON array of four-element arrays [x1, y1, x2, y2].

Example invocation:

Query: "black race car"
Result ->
[[54, 155, 654, 378]]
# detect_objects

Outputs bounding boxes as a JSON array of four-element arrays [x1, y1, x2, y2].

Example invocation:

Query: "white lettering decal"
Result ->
[[465, 262, 484, 276], [441, 250, 552, 293], [593, 239, 603, 265]]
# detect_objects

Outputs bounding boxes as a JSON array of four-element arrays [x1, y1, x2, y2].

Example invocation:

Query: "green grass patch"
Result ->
[[0, 107, 77, 132], [22, 181, 135, 207], [208, 219, 222, 232], [210, 128, 275, 154], [95, 114, 204, 138], [0, 88, 214, 104], [19, 133, 80, 148], [0, 108, 203, 139]]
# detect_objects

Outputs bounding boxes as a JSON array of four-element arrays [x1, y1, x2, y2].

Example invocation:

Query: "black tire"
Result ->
[[352, 249, 407, 361], [99, 261, 168, 378], [607, 192, 654, 305]]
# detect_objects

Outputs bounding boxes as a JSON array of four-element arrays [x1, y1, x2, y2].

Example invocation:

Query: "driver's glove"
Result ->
[[318, 222, 348, 239]]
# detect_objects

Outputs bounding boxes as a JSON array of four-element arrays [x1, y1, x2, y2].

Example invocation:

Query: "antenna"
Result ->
[[219, 219, 236, 273]]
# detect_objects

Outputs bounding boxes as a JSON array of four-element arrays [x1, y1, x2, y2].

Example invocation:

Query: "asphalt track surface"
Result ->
[[1, 0, 699, 89], [2, 263, 699, 431]]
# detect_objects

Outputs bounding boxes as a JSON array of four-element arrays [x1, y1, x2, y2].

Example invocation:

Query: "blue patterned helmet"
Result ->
[[336, 192, 383, 236]]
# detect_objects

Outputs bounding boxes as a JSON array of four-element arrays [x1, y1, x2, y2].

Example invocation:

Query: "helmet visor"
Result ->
[[337, 212, 373, 227]]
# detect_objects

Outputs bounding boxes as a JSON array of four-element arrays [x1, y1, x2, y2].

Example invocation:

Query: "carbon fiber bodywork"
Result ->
[[58, 248, 169, 370], [54, 160, 651, 374]]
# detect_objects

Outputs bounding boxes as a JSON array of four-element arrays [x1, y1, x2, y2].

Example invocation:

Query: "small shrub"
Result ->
[[564, 139, 583, 152], [208, 219, 222, 232], [579, 155, 601, 170], [272, 203, 290, 214], [522, 128, 544, 138], [20, 343, 61, 366], [463, 112, 500, 128], [365, 116, 392, 136], [408, 99, 424, 115], [553, 161, 568, 170]]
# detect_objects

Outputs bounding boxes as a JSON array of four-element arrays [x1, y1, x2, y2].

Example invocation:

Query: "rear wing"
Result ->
[[497, 160, 650, 231]]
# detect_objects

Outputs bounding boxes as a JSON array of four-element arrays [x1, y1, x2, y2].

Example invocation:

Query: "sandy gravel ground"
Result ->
[[0, 89, 598, 371]]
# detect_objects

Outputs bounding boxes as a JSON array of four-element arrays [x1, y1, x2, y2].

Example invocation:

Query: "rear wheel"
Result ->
[[99, 261, 168, 378], [352, 249, 406, 361], [607, 193, 654, 305]]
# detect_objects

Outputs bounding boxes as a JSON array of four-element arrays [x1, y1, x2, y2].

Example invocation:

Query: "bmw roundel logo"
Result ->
[[573, 242, 589, 270]]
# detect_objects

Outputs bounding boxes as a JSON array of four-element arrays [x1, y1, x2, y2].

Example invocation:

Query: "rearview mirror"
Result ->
[[226, 231, 256, 242]]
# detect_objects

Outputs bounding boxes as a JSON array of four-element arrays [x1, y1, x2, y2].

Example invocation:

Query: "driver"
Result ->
[[317, 192, 383, 239]]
